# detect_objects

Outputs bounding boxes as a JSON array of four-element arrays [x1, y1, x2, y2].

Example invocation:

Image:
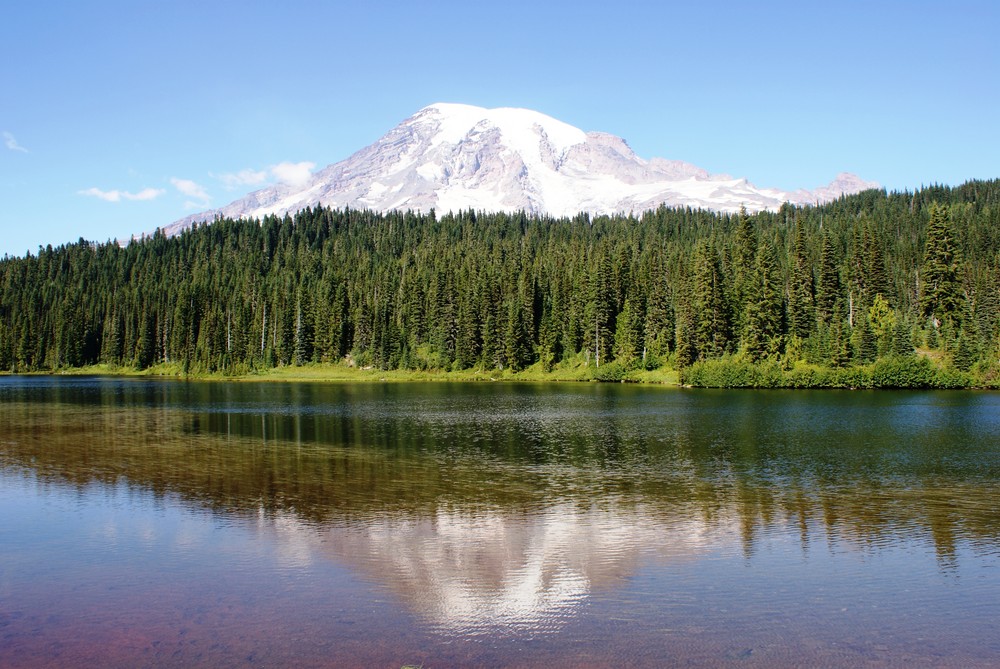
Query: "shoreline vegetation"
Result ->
[[2, 181, 1000, 389], [6, 349, 997, 389]]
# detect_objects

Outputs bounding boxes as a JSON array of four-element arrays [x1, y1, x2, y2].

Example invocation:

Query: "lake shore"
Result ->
[[4, 361, 682, 386], [4, 353, 995, 389]]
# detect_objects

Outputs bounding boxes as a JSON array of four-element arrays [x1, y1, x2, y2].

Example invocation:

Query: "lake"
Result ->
[[1, 377, 999, 668]]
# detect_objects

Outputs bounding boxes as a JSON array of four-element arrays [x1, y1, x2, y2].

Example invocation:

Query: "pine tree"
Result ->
[[692, 241, 731, 359], [454, 270, 482, 370], [585, 251, 615, 366], [920, 203, 965, 332], [743, 241, 785, 361], [854, 315, 878, 364], [828, 307, 851, 368], [613, 296, 643, 365], [292, 297, 311, 365], [135, 310, 155, 369], [732, 207, 757, 338], [866, 223, 889, 301], [503, 298, 532, 371], [643, 258, 674, 357], [816, 230, 841, 325], [674, 302, 698, 369], [891, 316, 914, 357], [536, 295, 558, 372], [953, 328, 977, 371], [787, 221, 815, 339]]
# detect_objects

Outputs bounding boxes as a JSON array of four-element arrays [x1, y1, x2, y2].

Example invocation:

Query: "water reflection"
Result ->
[[1, 377, 999, 634], [259, 504, 713, 634]]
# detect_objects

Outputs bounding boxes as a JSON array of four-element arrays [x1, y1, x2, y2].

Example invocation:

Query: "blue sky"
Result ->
[[2, 0, 998, 257]]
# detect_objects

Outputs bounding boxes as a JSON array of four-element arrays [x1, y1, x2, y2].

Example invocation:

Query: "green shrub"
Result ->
[[866, 356, 937, 388], [591, 361, 626, 382], [680, 354, 973, 389], [680, 356, 783, 388]]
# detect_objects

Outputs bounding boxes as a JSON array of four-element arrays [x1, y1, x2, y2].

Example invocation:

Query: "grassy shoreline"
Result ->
[[5, 354, 997, 390], [3, 361, 681, 386]]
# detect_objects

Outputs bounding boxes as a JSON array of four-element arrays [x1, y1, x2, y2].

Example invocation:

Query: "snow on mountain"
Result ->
[[160, 103, 879, 237]]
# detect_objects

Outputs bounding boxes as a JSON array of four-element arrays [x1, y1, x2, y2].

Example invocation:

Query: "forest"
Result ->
[[1, 179, 999, 387]]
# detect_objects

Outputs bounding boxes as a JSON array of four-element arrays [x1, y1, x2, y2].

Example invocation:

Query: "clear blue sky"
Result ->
[[2, 0, 998, 257]]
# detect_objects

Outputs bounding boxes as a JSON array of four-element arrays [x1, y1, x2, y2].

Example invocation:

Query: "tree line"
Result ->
[[1, 179, 999, 383]]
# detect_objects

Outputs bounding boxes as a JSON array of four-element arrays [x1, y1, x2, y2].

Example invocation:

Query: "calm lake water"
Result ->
[[1, 377, 999, 668]]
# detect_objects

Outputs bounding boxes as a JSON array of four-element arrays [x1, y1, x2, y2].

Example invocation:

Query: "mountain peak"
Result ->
[[159, 105, 878, 237], [412, 102, 588, 156]]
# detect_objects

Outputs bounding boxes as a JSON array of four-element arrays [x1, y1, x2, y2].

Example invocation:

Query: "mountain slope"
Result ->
[[162, 103, 878, 236]]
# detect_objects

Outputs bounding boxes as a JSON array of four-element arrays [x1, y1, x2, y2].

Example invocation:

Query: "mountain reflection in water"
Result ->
[[260, 504, 710, 634], [1, 377, 999, 655]]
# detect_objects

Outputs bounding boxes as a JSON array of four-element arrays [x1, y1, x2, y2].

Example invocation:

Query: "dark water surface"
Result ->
[[1, 377, 999, 668]]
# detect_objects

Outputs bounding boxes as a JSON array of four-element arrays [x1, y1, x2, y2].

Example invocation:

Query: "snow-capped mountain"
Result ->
[[162, 103, 878, 236]]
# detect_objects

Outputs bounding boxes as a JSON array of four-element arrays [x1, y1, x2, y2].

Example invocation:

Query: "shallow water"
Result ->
[[1, 377, 998, 667]]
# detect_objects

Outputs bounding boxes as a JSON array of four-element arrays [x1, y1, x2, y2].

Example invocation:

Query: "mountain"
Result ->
[[161, 103, 878, 236]]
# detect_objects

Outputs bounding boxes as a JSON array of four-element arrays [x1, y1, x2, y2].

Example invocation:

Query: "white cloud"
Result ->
[[170, 177, 211, 206], [270, 161, 315, 187], [128, 187, 165, 201], [3, 131, 28, 153], [78, 187, 165, 202], [208, 162, 316, 192], [213, 168, 269, 190]]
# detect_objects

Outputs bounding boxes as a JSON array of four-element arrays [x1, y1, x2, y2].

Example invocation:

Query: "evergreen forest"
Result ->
[[2, 180, 1000, 387]]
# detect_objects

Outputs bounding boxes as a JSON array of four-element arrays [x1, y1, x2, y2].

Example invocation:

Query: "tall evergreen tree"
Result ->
[[643, 273, 674, 358], [613, 296, 643, 365], [919, 203, 965, 332], [787, 221, 815, 339], [816, 230, 841, 325], [692, 240, 731, 359], [585, 251, 615, 366], [732, 207, 757, 338], [503, 297, 532, 371], [743, 241, 785, 361]]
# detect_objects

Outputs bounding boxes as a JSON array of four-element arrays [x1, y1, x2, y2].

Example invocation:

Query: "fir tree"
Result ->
[[503, 296, 532, 371], [787, 221, 815, 339], [692, 241, 731, 359], [732, 207, 757, 338], [816, 230, 841, 325], [854, 315, 878, 364], [953, 329, 977, 371], [891, 316, 914, 357], [743, 241, 785, 361], [919, 204, 965, 331], [613, 296, 643, 365]]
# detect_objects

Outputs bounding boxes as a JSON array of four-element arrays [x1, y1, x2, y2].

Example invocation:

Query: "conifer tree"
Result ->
[[693, 240, 731, 359], [674, 304, 698, 369], [919, 204, 965, 332], [787, 221, 815, 339], [866, 224, 889, 301], [613, 296, 643, 365], [643, 275, 674, 357], [585, 252, 615, 366], [732, 207, 757, 338], [891, 316, 914, 357], [454, 290, 482, 369], [854, 315, 878, 364], [953, 328, 977, 371], [743, 241, 785, 361], [536, 295, 558, 372], [503, 298, 532, 371], [816, 230, 841, 325]]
